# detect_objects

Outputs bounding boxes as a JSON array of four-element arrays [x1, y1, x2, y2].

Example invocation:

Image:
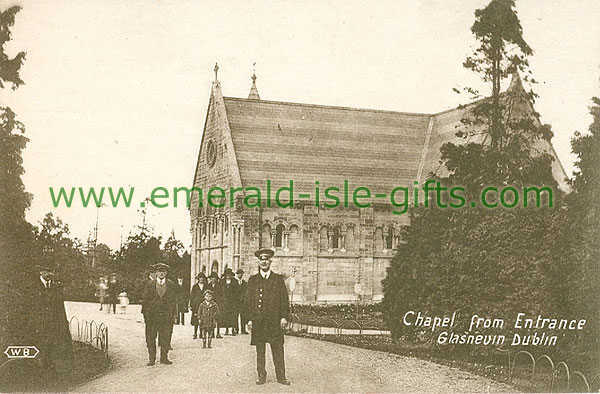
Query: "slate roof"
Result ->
[[223, 97, 458, 196], [210, 74, 568, 198]]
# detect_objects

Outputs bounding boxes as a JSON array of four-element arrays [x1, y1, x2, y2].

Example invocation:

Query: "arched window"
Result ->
[[386, 226, 394, 249], [211, 260, 219, 274], [345, 226, 354, 251], [289, 225, 299, 251], [319, 226, 328, 252], [261, 224, 272, 248], [374, 227, 383, 251], [224, 215, 229, 234], [274, 224, 284, 247], [332, 226, 341, 249]]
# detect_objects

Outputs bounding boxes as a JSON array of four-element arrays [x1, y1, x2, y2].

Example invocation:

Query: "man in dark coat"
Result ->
[[142, 263, 177, 366], [235, 268, 248, 334], [244, 248, 290, 385], [106, 273, 119, 314], [32, 264, 73, 371], [175, 275, 188, 325]]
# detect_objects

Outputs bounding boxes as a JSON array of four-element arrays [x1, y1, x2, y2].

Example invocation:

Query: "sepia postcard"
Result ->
[[1, 1, 599, 393]]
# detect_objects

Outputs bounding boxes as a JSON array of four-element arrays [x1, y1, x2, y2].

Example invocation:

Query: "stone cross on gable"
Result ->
[[214, 63, 219, 81]]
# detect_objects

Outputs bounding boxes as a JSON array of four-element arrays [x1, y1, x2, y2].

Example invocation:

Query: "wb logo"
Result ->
[[4, 346, 39, 359]]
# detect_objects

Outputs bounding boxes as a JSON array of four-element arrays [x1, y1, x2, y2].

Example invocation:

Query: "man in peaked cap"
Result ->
[[142, 262, 177, 366], [244, 248, 290, 385]]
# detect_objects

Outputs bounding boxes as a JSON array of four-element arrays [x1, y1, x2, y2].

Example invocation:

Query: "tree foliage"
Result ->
[[382, 0, 569, 361], [0, 6, 25, 89], [550, 95, 600, 367], [0, 5, 33, 349]]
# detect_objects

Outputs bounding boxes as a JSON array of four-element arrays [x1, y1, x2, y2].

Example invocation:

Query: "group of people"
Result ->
[[187, 267, 247, 339], [141, 248, 291, 385], [95, 274, 121, 313]]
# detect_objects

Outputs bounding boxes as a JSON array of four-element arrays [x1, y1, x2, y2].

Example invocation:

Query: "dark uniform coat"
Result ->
[[244, 272, 289, 345]]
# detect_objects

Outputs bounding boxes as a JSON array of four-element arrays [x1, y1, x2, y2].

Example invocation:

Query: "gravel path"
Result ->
[[66, 302, 514, 393]]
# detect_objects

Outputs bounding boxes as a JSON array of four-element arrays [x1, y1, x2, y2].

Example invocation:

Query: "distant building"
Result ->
[[189, 67, 567, 303]]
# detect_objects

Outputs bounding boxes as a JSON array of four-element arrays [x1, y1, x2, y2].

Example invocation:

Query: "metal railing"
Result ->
[[286, 313, 388, 336], [286, 316, 595, 392], [69, 316, 109, 356], [497, 348, 592, 392]]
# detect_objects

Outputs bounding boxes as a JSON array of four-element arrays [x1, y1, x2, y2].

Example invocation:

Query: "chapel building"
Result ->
[[188, 66, 568, 304]]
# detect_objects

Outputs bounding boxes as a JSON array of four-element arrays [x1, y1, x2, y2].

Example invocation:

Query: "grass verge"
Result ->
[[0, 341, 110, 392]]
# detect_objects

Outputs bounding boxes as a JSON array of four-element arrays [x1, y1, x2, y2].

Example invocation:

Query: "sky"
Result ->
[[3, 0, 600, 251]]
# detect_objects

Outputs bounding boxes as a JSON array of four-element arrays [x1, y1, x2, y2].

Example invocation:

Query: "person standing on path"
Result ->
[[175, 275, 188, 325], [235, 268, 248, 334], [198, 290, 220, 348], [244, 248, 290, 386], [142, 263, 177, 366], [32, 264, 73, 372], [219, 268, 240, 336], [107, 274, 119, 314], [189, 273, 208, 339], [208, 272, 223, 338]]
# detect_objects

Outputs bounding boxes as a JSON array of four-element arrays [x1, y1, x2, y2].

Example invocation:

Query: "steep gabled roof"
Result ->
[[223, 97, 433, 196], [217, 74, 568, 197]]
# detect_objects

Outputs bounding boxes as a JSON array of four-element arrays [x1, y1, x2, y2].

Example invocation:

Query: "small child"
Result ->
[[118, 291, 129, 314], [197, 290, 220, 348]]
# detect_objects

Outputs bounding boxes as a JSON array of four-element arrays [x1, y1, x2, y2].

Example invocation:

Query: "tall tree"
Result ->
[[464, 0, 532, 152], [0, 5, 32, 348], [1, 5, 30, 270], [383, 0, 562, 354], [551, 94, 600, 370]]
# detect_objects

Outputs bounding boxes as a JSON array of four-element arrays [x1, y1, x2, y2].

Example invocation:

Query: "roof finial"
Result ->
[[214, 63, 219, 81], [248, 62, 260, 100]]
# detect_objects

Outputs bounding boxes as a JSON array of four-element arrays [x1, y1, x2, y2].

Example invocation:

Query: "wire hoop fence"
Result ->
[[286, 315, 594, 392], [497, 348, 593, 392], [286, 314, 388, 336], [68, 316, 109, 357]]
